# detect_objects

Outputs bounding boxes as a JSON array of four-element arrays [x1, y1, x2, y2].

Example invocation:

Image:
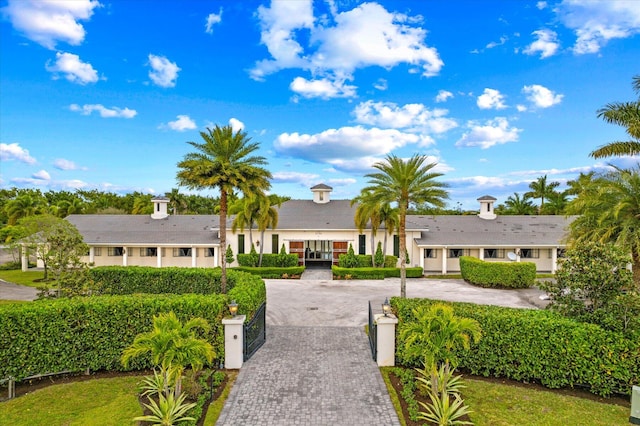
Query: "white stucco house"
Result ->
[[63, 184, 575, 274]]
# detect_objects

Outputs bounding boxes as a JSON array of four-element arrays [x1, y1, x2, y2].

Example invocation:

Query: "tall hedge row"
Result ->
[[236, 253, 299, 267], [0, 294, 227, 381], [392, 297, 640, 397], [459, 256, 536, 288], [332, 266, 423, 279]]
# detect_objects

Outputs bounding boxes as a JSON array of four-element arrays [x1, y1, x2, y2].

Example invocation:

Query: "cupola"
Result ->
[[477, 195, 497, 220], [151, 196, 170, 219], [311, 183, 332, 204]]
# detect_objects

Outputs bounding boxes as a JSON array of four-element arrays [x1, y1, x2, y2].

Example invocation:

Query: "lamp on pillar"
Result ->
[[382, 297, 391, 317], [228, 300, 238, 317]]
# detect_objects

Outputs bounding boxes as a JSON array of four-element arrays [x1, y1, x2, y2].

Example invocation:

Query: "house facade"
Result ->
[[63, 185, 575, 274]]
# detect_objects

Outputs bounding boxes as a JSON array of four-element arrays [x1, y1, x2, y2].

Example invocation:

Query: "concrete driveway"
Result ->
[[0, 279, 39, 301]]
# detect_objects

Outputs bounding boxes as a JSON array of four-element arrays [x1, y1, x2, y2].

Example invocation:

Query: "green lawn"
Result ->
[[0, 376, 144, 426], [0, 270, 45, 288]]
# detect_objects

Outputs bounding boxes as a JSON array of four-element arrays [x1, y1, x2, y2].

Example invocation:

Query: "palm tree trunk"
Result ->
[[399, 207, 407, 298], [220, 189, 227, 294], [258, 230, 265, 266], [370, 233, 375, 267]]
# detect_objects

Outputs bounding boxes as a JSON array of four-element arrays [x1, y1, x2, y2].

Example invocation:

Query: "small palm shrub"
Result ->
[[418, 389, 473, 426], [134, 390, 197, 425]]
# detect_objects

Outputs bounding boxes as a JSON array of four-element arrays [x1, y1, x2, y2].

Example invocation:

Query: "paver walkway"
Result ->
[[216, 325, 400, 426]]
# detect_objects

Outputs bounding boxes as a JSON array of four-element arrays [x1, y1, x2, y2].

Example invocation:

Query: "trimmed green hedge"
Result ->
[[338, 254, 398, 268], [0, 294, 227, 381], [332, 266, 423, 279], [232, 266, 305, 279], [393, 297, 640, 397], [237, 253, 298, 267], [459, 256, 535, 289]]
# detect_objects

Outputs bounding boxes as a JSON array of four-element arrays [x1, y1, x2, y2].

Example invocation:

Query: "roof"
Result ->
[[477, 195, 497, 201], [412, 214, 576, 247], [276, 199, 358, 230], [66, 214, 221, 246], [310, 183, 333, 190]]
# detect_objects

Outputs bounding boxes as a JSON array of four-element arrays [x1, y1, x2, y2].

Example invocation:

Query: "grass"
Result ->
[[380, 369, 630, 426], [203, 370, 238, 425], [0, 375, 144, 426], [0, 269, 45, 288]]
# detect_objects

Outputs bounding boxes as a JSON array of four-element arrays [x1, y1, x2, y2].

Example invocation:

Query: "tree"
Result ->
[[166, 188, 187, 215], [225, 245, 234, 265], [122, 311, 215, 397], [566, 167, 640, 287], [176, 125, 272, 293], [4, 193, 45, 224], [590, 75, 640, 159], [255, 194, 282, 266], [503, 192, 536, 215], [362, 155, 449, 297], [352, 191, 382, 266], [525, 175, 560, 213], [542, 191, 569, 215]]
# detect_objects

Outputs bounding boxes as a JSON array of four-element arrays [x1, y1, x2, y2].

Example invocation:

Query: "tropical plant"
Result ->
[[225, 244, 234, 265], [121, 311, 215, 396], [341, 243, 358, 268], [255, 194, 283, 266], [176, 125, 272, 293], [502, 192, 536, 215], [590, 75, 640, 159], [416, 363, 466, 397], [418, 389, 473, 426], [374, 241, 384, 268], [166, 188, 187, 215], [4, 193, 45, 224], [134, 390, 197, 425], [139, 365, 179, 398], [542, 191, 569, 215], [361, 154, 448, 297], [525, 175, 560, 213]]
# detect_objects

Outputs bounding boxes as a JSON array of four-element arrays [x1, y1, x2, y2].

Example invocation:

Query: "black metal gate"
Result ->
[[368, 301, 377, 361], [244, 302, 266, 361]]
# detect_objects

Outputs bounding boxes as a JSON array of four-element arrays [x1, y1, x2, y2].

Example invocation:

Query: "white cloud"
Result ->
[[162, 115, 196, 131], [274, 126, 432, 164], [353, 100, 457, 134], [1, 0, 100, 49], [435, 90, 453, 103], [148, 54, 180, 88], [556, 0, 640, 54], [272, 171, 320, 185], [537, 1, 548, 10], [205, 8, 223, 34], [32, 169, 50, 181], [523, 29, 560, 58], [229, 118, 244, 132], [251, 1, 443, 96], [477, 88, 507, 110], [516, 104, 527, 112], [522, 84, 563, 108], [455, 117, 522, 149], [53, 158, 86, 171], [373, 78, 388, 91], [69, 103, 137, 118], [45, 52, 99, 84], [290, 76, 357, 99], [0, 143, 36, 164], [486, 35, 508, 49]]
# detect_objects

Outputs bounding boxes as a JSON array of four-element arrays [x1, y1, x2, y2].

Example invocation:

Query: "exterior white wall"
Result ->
[[82, 246, 217, 268]]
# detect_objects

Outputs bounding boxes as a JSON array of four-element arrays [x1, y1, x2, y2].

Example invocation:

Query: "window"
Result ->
[[358, 235, 366, 255], [557, 248, 566, 258], [393, 235, 399, 257], [319, 192, 324, 201], [94, 247, 102, 256], [424, 249, 437, 258], [272, 234, 279, 254], [238, 234, 245, 254], [520, 248, 539, 259], [108, 247, 124, 256], [448, 248, 465, 258], [173, 247, 192, 257], [484, 249, 504, 259], [205, 247, 215, 257], [140, 247, 157, 257]]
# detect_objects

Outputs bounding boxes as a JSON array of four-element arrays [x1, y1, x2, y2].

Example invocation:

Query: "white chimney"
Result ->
[[477, 195, 497, 220], [151, 196, 170, 219]]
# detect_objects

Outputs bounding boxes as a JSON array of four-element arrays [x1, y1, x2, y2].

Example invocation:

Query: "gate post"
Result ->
[[374, 314, 398, 367], [222, 315, 246, 369]]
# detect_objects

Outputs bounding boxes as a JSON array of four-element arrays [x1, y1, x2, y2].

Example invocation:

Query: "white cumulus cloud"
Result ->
[[205, 8, 223, 34], [229, 118, 244, 132], [523, 29, 560, 58], [1, 0, 100, 49], [32, 170, 51, 181], [290, 76, 357, 99], [148, 54, 181, 88], [0, 143, 37, 164], [162, 115, 196, 131], [522, 84, 563, 108], [353, 100, 457, 134], [455, 117, 522, 149], [477, 88, 507, 110], [69, 103, 137, 118], [435, 90, 453, 103], [45, 52, 99, 84], [53, 158, 86, 171]]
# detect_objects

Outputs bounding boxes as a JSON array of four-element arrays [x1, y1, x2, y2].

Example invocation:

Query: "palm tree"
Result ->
[[352, 191, 382, 266], [121, 311, 215, 397], [503, 193, 536, 215], [541, 191, 568, 215], [565, 172, 597, 197], [525, 175, 560, 213], [566, 167, 640, 287], [4, 194, 45, 224], [361, 154, 448, 297], [166, 188, 187, 215], [230, 195, 263, 249], [256, 194, 283, 266], [176, 125, 272, 293], [132, 194, 153, 215], [590, 75, 640, 159], [379, 202, 398, 260]]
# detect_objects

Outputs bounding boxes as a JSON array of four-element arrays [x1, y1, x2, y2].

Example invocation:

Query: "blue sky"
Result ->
[[1, 0, 639, 209]]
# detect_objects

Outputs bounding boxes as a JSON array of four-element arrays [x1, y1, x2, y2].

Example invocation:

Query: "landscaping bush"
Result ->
[[332, 266, 423, 279], [232, 266, 304, 279], [393, 297, 640, 397], [237, 253, 298, 267], [459, 256, 535, 289]]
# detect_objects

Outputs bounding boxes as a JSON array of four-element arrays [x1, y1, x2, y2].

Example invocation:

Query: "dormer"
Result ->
[[477, 195, 497, 220], [311, 183, 332, 204], [151, 196, 170, 219]]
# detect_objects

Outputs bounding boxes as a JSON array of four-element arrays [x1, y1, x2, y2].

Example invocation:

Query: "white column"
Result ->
[[516, 248, 521, 262], [551, 247, 558, 273], [157, 246, 162, 267], [123, 248, 128, 266], [89, 247, 95, 264], [191, 247, 197, 267], [222, 315, 246, 369], [214, 247, 218, 267], [375, 314, 398, 367], [441, 247, 448, 274], [479, 247, 484, 260], [21, 243, 28, 272]]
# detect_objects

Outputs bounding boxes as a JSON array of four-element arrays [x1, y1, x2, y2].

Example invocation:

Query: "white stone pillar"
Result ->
[[157, 246, 162, 267], [21, 244, 28, 272], [441, 247, 448, 274], [89, 247, 95, 264], [213, 247, 218, 267], [551, 248, 558, 273], [191, 247, 197, 267], [515, 248, 521, 262], [375, 314, 398, 367], [479, 247, 484, 261], [222, 315, 246, 369], [123, 248, 128, 266]]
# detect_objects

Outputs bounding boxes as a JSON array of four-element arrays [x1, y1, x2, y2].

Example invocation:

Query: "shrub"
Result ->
[[332, 266, 423, 279], [232, 266, 304, 280], [384, 255, 398, 268], [338, 244, 359, 268], [238, 252, 298, 267], [459, 256, 535, 289], [393, 297, 640, 397], [374, 242, 384, 267], [225, 245, 234, 265]]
